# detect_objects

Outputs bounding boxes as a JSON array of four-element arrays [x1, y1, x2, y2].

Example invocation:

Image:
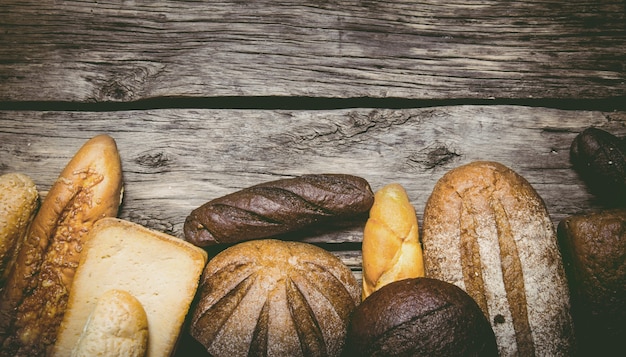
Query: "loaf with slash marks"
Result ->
[[184, 174, 374, 246]]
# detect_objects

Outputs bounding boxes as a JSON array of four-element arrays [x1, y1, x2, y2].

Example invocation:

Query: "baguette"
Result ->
[[0, 134, 123, 356], [0, 173, 39, 285], [71, 289, 148, 357], [421, 161, 574, 356], [361, 183, 424, 300], [184, 174, 374, 246]]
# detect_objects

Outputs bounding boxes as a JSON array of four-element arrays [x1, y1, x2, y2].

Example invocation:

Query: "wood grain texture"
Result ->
[[2, 106, 625, 276], [0, 0, 624, 102]]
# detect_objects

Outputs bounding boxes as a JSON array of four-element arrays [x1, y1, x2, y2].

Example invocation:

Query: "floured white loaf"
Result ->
[[422, 161, 575, 356], [52, 218, 208, 357]]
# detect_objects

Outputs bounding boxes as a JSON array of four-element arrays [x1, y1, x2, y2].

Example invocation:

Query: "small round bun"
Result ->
[[345, 277, 498, 357]]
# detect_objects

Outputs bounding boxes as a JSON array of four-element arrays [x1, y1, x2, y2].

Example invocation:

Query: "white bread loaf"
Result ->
[[422, 161, 575, 356], [72, 289, 148, 357], [53, 218, 208, 357]]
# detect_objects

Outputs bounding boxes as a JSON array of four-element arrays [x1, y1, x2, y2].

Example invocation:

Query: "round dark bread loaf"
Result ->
[[183, 174, 374, 247], [190, 239, 361, 357], [344, 277, 498, 357], [557, 209, 626, 355]]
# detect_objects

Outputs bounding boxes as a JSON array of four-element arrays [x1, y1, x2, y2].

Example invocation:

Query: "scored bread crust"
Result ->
[[0, 135, 123, 356], [71, 289, 148, 357], [361, 183, 424, 300], [422, 161, 574, 357], [190, 239, 361, 357]]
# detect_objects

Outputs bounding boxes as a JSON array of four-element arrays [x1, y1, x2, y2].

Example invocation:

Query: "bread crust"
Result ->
[[0, 173, 39, 285], [422, 161, 574, 356], [190, 239, 360, 357], [0, 135, 123, 356], [361, 183, 424, 300], [184, 174, 374, 246], [71, 289, 148, 357]]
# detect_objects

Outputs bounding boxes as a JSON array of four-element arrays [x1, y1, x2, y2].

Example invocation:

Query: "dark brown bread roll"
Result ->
[[570, 127, 626, 205], [422, 161, 575, 356], [344, 277, 498, 357], [557, 209, 626, 356], [190, 239, 361, 357], [184, 174, 374, 246]]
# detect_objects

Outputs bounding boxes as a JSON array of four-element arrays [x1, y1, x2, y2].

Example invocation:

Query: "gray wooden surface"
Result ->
[[2, 106, 625, 276], [0, 0, 624, 102]]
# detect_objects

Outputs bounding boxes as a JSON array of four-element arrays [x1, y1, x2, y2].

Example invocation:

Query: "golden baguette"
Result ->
[[361, 183, 424, 300], [0, 135, 123, 356], [0, 173, 39, 285]]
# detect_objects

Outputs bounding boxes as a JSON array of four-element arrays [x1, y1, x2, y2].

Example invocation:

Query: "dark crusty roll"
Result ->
[[184, 174, 374, 246], [190, 239, 361, 357], [345, 277, 498, 357], [422, 161, 574, 357], [557, 209, 626, 356], [570, 127, 626, 204]]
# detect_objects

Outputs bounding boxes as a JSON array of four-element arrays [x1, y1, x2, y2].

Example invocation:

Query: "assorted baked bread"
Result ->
[[345, 277, 498, 357], [0, 135, 123, 356], [421, 161, 575, 356], [557, 209, 626, 355], [361, 183, 424, 300], [53, 218, 208, 357], [4, 128, 625, 356], [189, 239, 360, 357]]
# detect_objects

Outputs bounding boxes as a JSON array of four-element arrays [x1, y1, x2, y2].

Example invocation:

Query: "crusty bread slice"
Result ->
[[53, 218, 208, 357]]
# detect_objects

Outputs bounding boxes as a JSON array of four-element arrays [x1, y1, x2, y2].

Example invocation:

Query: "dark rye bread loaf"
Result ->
[[184, 174, 374, 246], [345, 277, 498, 357], [190, 239, 361, 357], [422, 161, 575, 356], [557, 209, 626, 355]]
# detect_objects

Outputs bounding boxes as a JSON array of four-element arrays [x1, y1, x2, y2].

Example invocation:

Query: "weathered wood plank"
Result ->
[[0, 0, 624, 102], [2, 106, 625, 276]]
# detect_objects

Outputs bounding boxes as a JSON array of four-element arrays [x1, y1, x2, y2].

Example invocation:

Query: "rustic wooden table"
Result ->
[[0, 0, 625, 354]]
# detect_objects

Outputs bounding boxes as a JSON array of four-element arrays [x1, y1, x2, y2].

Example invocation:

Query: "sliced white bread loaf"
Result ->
[[53, 218, 208, 357]]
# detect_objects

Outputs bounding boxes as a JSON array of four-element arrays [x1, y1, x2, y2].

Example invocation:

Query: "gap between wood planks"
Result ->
[[0, 96, 625, 112]]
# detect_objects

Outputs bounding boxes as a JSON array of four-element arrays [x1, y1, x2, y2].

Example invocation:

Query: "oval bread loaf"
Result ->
[[71, 289, 148, 357], [422, 161, 575, 356], [361, 183, 424, 300], [190, 239, 361, 357], [0, 173, 39, 285], [183, 174, 374, 246]]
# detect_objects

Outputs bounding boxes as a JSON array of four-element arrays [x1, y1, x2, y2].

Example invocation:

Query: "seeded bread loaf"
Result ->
[[0, 173, 39, 285], [0, 135, 123, 356], [190, 239, 360, 357], [422, 161, 575, 356], [53, 218, 208, 357]]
